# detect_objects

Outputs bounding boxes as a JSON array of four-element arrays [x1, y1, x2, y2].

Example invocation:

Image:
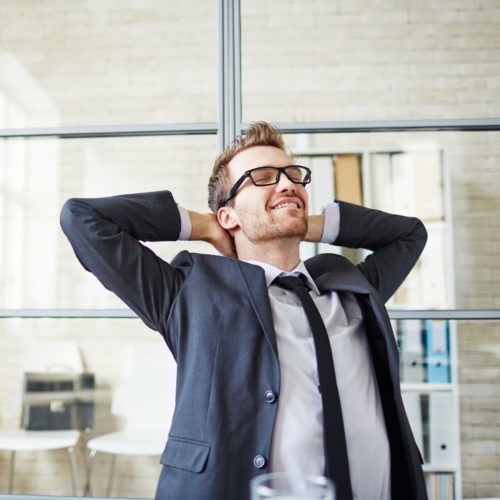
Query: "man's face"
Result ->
[[222, 145, 309, 244]]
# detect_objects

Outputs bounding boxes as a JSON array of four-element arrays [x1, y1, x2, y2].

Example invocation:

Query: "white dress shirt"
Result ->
[[178, 203, 391, 500], [251, 261, 391, 500]]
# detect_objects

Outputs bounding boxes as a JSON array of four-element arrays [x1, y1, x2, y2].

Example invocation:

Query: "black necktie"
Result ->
[[273, 274, 353, 500]]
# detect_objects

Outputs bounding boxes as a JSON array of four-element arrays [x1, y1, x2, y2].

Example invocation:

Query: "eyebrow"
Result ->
[[247, 163, 298, 170]]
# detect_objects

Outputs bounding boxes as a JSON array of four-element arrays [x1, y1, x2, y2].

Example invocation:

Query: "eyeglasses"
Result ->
[[223, 165, 311, 206]]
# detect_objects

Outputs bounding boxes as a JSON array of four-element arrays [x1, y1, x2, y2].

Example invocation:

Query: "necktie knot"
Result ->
[[273, 273, 310, 292]]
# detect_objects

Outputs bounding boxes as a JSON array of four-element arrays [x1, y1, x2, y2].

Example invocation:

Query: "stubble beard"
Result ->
[[238, 207, 308, 245]]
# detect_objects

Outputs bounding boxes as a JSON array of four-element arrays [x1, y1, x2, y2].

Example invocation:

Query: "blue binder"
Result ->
[[424, 320, 450, 383]]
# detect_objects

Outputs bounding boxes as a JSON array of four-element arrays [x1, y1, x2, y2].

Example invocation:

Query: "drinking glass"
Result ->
[[250, 472, 334, 500]]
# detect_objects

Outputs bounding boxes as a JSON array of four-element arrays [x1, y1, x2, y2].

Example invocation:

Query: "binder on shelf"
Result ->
[[399, 319, 425, 383], [414, 151, 444, 223], [425, 472, 454, 500], [391, 152, 417, 216], [370, 153, 393, 213], [425, 320, 451, 383], [402, 392, 424, 460], [334, 154, 363, 205], [428, 392, 455, 467]]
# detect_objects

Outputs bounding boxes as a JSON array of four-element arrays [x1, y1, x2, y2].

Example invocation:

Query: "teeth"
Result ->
[[274, 202, 298, 209]]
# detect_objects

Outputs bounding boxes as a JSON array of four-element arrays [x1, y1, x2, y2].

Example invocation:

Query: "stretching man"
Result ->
[[61, 122, 428, 500]]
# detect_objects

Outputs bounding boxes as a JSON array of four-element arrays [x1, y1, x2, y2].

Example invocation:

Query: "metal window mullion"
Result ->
[[0, 496, 125, 500], [388, 309, 500, 320], [1, 308, 500, 320], [3, 118, 500, 141], [218, 0, 241, 152], [0, 122, 218, 139], [232, 0, 242, 140], [242, 118, 500, 135], [217, 0, 225, 152]]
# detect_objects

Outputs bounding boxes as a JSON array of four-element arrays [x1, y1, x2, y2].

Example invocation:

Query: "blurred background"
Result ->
[[0, 1, 499, 499]]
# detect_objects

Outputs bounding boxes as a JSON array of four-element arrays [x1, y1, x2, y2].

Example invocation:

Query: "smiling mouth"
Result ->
[[273, 202, 300, 210]]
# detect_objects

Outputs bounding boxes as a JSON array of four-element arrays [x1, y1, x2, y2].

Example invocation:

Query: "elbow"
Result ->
[[414, 217, 428, 253], [60, 197, 87, 237], [60, 198, 77, 234]]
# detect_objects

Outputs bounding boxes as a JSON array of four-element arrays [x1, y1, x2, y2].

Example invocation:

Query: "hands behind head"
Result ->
[[304, 214, 325, 243], [188, 211, 237, 258], [209, 217, 237, 257]]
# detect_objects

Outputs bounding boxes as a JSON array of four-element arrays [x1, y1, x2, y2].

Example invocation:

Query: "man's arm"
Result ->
[[304, 201, 427, 303], [60, 190, 232, 335], [335, 201, 427, 302]]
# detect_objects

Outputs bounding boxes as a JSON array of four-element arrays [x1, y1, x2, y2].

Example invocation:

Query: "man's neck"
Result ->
[[236, 238, 301, 272]]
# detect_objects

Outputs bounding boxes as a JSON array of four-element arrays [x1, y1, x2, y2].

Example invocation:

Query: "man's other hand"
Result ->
[[304, 214, 325, 243]]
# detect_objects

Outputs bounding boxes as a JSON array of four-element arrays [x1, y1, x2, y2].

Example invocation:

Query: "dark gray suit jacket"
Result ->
[[61, 190, 428, 500]]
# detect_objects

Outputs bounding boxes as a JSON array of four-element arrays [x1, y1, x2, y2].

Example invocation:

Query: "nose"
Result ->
[[275, 170, 296, 192]]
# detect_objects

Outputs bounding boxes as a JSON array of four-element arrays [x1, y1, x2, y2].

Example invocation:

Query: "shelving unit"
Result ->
[[298, 144, 461, 500]]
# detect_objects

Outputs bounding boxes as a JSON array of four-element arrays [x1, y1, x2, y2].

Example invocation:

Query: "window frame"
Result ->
[[1, 1, 500, 499]]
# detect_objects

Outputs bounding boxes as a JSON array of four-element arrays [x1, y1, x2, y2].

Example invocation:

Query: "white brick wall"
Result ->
[[241, 0, 500, 121], [0, 0, 499, 497], [0, 0, 217, 127]]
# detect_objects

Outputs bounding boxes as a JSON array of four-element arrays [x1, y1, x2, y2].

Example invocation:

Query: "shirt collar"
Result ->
[[244, 259, 321, 296]]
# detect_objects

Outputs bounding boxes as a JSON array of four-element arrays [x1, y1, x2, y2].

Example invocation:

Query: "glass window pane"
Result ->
[[0, 317, 172, 498], [0, 135, 218, 308], [291, 131, 500, 309], [0, 1, 217, 127], [396, 318, 500, 499], [3, 131, 496, 309], [241, 1, 500, 122], [456, 319, 499, 499], [1, 317, 498, 497]]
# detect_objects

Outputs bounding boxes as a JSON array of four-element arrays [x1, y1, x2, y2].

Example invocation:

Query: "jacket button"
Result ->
[[253, 455, 266, 469], [265, 390, 276, 403]]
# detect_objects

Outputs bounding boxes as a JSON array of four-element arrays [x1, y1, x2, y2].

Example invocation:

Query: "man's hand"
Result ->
[[188, 211, 236, 258], [304, 214, 325, 243]]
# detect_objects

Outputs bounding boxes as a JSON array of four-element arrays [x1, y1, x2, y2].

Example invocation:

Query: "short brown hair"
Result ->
[[208, 121, 287, 213]]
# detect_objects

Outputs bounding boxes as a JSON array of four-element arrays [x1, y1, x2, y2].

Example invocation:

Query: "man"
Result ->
[[61, 122, 428, 500]]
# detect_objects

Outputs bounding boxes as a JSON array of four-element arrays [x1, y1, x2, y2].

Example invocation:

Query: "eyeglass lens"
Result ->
[[251, 166, 309, 185]]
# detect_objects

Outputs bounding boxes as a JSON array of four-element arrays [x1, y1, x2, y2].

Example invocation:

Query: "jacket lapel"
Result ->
[[234, 260, 279, 359], [306, 254, 401, 382], [233, 254, 385, 361]]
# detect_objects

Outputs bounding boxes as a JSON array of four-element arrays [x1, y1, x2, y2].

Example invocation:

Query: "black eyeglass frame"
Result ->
[[222, 165, 312, 207]]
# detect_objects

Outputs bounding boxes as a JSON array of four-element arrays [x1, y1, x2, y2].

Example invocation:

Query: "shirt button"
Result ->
[[253, 455, 266, 469], [265, 390, 277, 403]]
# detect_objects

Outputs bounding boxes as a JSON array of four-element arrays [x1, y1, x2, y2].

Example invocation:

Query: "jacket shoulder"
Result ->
[[305, 252, 358, 275], [305, 252, 376, 296]]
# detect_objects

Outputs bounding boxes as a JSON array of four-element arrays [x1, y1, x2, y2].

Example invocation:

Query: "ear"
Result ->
[[217, 205, 239, 231]]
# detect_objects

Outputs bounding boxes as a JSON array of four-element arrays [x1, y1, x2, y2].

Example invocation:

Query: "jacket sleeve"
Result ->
[[334, 200, 428, 303], [60, 190, 185, 334]]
